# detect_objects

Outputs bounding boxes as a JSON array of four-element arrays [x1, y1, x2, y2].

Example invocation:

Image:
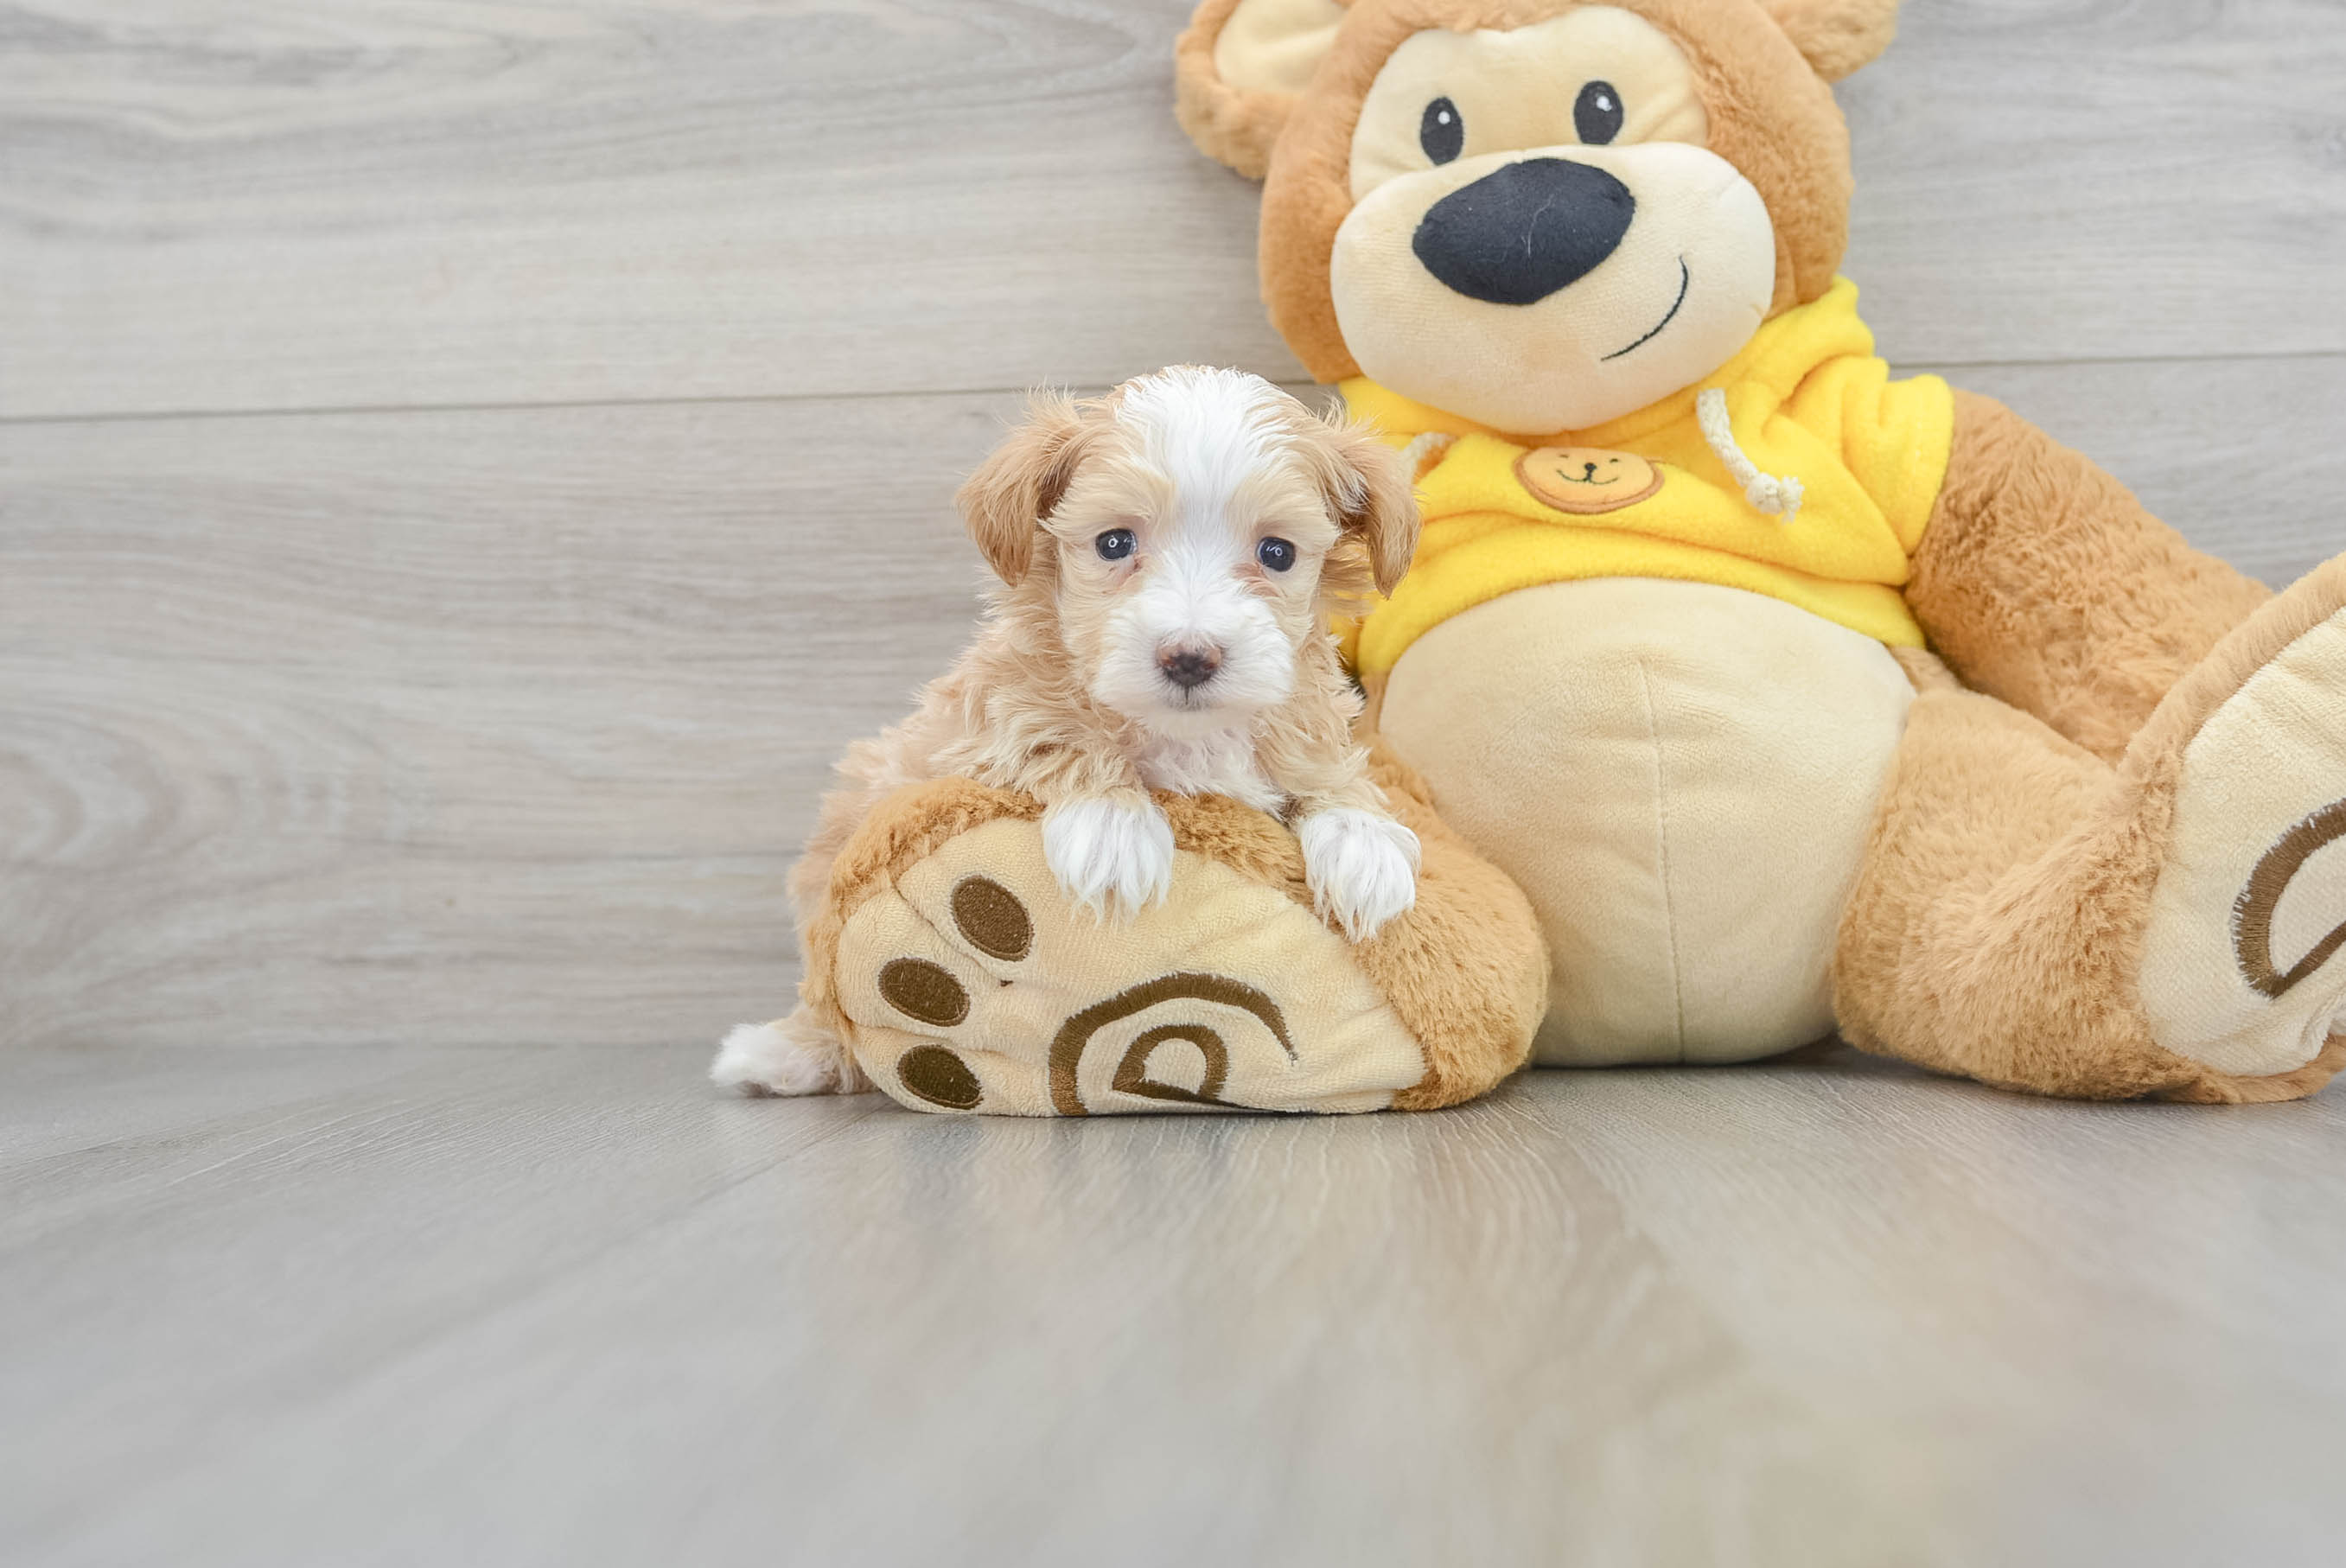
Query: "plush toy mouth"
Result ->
[[1329, 143, 1775, 433], [1601, 257, 1692, 362]]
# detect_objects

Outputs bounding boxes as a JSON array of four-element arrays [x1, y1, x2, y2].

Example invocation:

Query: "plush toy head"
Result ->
[[1176, 0, 1899, 432]]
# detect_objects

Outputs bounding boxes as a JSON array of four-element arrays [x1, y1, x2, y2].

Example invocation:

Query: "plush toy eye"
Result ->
[[1419, 97, 1463, 165], [1256, 537, 1297, 572], [1095, 528, 1136, 561], [1574, 80, 1623, 145]]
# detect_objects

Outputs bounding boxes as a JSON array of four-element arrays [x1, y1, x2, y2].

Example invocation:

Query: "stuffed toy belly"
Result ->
[[1380, 577, 1912, 1065]]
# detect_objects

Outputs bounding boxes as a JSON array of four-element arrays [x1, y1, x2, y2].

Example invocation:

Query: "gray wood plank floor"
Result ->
[[4, 0, 2344, 1561], [8, 1042, 2346, 1565]]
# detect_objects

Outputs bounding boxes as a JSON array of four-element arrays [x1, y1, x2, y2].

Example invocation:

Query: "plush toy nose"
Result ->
[[1412, 158, 1636, 306]]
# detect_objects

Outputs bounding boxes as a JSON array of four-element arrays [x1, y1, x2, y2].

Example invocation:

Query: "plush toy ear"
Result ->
[[1175, 0, 1349, 180], [955, 393, 1094, 587], [1304, 417, 1421, 597], [1760, 0, 1901, 80]]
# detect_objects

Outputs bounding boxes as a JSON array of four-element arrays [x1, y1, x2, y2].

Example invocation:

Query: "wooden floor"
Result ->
[[10, 1042, 2346, 1565], [3, 1, 2343, 1561]]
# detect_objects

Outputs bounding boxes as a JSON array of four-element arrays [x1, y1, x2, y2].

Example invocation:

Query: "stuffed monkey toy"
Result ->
[[764, 0, 2343, 1115], [1175, 0, 2346, 1101]]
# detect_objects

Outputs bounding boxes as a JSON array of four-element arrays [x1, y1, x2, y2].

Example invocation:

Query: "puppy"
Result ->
[[714, 365, 1423, 1096]]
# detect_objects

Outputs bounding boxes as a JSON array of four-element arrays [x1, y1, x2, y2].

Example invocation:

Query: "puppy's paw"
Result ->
[[711, 1010, 852, 1096], [1299, 807, 1421, 941], [1042, 795, 1176, 920]]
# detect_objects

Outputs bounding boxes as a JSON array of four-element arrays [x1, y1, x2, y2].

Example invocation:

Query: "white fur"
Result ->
[[1043, 794, 1178, 918], [711, 1015, 839, 1096], [1134, 723, 1287, 813], [1298, 806, 1422, 940], [1089, 547, 1297, 730], [1087, 369, 1304, 733], [1118, 366, 1289, 508]]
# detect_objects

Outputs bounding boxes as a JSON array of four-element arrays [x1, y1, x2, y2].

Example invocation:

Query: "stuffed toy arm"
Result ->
[[1904, 389, 2277, 760], [789, 751, 1546, 1116]]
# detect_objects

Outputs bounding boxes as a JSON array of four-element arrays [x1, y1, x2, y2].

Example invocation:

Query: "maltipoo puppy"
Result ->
[[714, 365, 1423, 1096]]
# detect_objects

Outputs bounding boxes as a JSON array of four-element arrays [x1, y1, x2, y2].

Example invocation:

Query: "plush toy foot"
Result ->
[[799, 766, 1545, 1116], [2135, 558, 2346, 1099], [1835, 559, 2346, 1104]]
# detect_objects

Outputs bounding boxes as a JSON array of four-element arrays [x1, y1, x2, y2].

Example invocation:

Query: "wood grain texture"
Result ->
[[3, 4, 2343, 1561], [0, 392, 1014, 1050], [5, 357, 2339, 1055], [4, 1043, 2343, 1565], [2, 0, 2342, 417]]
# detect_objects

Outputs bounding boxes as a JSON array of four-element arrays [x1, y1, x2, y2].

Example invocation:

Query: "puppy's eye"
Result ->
[[1094, 529, 1136, 561], [1256, 537, 1297, 572], [1419, 97, 1463, 165], [1574, 80, 1623, 145]]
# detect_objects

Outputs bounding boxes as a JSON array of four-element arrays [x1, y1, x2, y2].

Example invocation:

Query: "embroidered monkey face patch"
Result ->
[[1514, 445, 1664, 514]]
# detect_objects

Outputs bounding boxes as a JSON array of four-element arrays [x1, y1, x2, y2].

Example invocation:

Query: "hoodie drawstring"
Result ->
[[1696, 387, 1802, 524], [1397, 430, 1457, 481]]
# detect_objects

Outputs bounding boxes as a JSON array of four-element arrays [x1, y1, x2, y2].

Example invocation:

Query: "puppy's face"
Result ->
[[958, 367, 1418, 734]]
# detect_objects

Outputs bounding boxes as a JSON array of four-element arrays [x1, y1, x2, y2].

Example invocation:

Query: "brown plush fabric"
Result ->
[[1759, 0, 1899, 81], [1175, 0, 1332, 179], [1360, 749, 1549, 1107], [1908, 390, 2273, 763], [1838, 562, 2346, 1103], [1253, 0, 1856, 381], [808, 760, 1543, 1112], [1166, 0, 2346, 1107], [797, 777, 1045, 1053], [1833, 684, 2190, 1099], [2164, 1034, 2346, 1106]]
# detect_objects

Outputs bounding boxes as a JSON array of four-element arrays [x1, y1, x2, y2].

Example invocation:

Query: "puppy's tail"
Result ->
[[711, 1008, 866, 1096]]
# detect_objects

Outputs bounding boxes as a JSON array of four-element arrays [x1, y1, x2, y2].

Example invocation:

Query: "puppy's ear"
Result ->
[[1176, 0, 1348, 180], [1304, 416, 1420, 598], [955, 393, 1093, 587], [1761, 0, 1900, 80]]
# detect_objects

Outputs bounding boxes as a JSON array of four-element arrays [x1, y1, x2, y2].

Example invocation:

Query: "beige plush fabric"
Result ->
[[2138, 601, 2346, 1079], [1167, 0, 2346, 1104], [1216, 0, 1348, 95], [1246, 0, 1860, 380], [1380, 577, 1911, 1065], [813, 762, 1546, 1116], [837, 818, 1425, 1114], [1175, 0, 1350, 181], [1836, 561, 2346, 1103]]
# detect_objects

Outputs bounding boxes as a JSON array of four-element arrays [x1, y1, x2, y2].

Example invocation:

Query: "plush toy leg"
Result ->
[[805, 760, 1545, 1116], [1909, 390, 2274, 762], [1836, 558, 2346, 1102]]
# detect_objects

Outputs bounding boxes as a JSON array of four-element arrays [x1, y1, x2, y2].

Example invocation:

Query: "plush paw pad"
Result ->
[[828, 817, 1427, 1115], [2140, 602, 2346, 1077]]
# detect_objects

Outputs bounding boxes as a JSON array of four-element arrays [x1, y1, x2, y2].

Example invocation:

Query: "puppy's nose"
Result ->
[[1157, 645, 1222, 691], [1412, 157, 1635, 306]]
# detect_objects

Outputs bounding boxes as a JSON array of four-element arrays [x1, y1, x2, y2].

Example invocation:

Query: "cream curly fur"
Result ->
[[715, 366, 1422, 1096]]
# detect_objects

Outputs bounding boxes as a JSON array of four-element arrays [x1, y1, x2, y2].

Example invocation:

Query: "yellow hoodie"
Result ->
[[1342, 278, 1954, 679]]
